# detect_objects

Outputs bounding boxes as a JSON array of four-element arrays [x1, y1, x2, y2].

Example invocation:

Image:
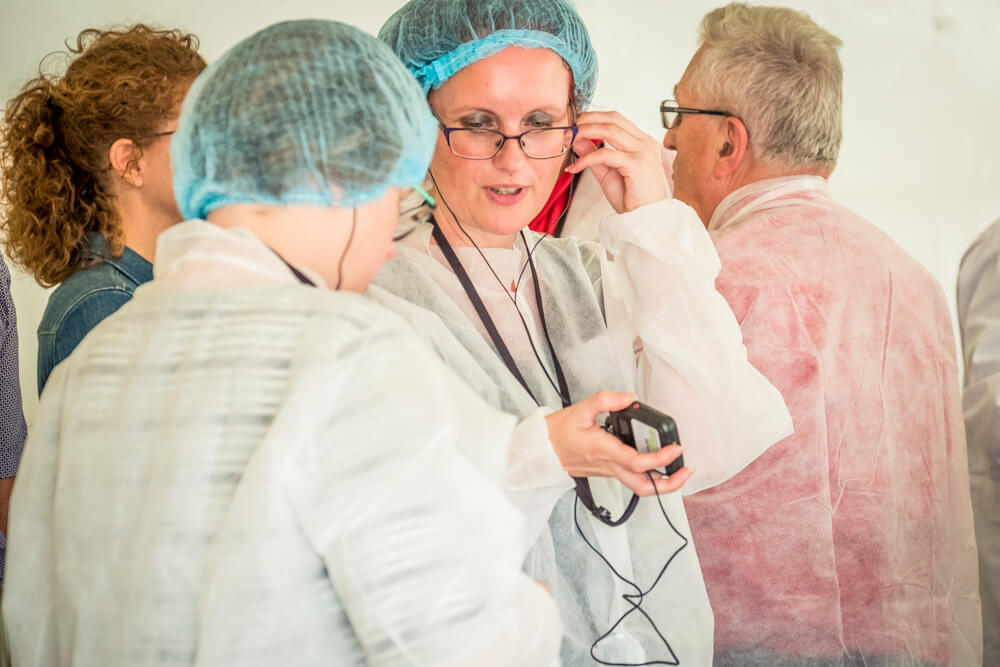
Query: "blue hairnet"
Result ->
[[172, 20, 436, 220], [378, 0, 598, 111]]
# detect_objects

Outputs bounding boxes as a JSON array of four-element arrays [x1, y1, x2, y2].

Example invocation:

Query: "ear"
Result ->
[[108, 138, 144, 187], [712, 116, 749, 178]]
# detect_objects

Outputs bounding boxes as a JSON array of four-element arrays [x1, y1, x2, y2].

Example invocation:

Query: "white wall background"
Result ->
[[2, 0, 999, 425]]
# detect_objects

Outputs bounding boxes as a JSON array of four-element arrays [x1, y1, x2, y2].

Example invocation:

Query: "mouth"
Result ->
[[482, 184, 529, 206], [487, 186, 524, 196]]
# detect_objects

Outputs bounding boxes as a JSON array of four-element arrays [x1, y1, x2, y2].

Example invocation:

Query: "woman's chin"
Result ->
[[470, 217, 532, 240]]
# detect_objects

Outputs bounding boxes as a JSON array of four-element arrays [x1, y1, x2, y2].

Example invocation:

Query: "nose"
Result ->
[[492, 134, 527, 171], [662, 126, 677, 152]]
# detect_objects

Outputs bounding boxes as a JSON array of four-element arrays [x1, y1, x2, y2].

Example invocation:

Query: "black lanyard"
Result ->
[[431, 219, 640, 527], [430, 222, 572, 409]]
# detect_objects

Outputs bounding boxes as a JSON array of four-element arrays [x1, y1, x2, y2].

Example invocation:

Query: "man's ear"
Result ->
[[108, 138, 143, 187], [713, 116, 749, 178]]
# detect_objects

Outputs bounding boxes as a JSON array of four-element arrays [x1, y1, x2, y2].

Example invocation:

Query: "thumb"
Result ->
[[579, 390, 637, 421]]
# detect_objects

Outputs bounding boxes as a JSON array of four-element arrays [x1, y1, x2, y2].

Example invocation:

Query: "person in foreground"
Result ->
[[662, 3, 981, 665], [375, 0, 793, 663], [0, 24, 205, 392], [957, 216, 1000, 666], [3, 20, 564, 667]]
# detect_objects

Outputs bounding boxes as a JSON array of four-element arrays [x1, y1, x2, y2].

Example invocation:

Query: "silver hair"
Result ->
[[688, 3, 843, 169]]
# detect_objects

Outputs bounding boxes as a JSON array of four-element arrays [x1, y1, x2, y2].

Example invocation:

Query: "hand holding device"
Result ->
[[603, 401, 684, 477], [544, 391, 687, 499]]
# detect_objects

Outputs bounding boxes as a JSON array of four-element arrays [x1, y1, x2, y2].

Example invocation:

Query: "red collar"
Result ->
[[528, 170, 575, 236]]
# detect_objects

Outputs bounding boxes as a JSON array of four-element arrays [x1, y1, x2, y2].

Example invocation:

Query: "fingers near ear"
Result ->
[[571, 135, 598, 158], [565, 148, 629, 174]]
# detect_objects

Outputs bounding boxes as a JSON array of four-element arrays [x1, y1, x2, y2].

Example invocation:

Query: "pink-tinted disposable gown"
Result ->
[[681, 176, 982, 666]]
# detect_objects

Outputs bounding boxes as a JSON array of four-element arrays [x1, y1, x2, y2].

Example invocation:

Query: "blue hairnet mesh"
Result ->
[[378, 0, 598, 110], [172, 20, 437, 220]]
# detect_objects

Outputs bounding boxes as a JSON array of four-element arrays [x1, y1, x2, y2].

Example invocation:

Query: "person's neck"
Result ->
[[737, 161, 831, 189], [707, 160, 832, 225], [431, 208, 519, 250], [116, 196, 179, 263]]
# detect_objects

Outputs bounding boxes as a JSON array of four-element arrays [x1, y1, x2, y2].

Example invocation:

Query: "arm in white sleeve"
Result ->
[[505, 407, 573, 555], [958, 220, 1000, 667], [598, 199, 793, 494], [283, 322, 561, 667], [959, 226, 1000, 467]]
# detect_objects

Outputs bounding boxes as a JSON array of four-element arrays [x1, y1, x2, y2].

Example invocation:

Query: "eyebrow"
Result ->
[[448, 105, 567, 118]]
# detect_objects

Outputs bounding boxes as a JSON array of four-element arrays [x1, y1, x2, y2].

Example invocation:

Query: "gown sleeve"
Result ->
[[957, 221, 1000, 665], [597, 198, 793, 494]]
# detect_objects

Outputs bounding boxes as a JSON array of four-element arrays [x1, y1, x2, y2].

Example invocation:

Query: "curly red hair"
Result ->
[[0, 24, 205, 286]]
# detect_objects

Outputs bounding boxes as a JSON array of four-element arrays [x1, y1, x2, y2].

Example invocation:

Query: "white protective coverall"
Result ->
[[4, 221, 562, 667], [368, 176, 792, 665], [678, 176, 980, 666], [957, 217, 1000, 667]]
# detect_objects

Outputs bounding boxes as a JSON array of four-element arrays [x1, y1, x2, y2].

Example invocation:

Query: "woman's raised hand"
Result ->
[[566, 111, 668, 214]]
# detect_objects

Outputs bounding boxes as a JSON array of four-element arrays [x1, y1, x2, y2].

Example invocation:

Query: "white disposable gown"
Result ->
[[680, 176, 980, 666], [957, 217, 1000, 667], [4, 221, 562, 667], [369, 178, 792, 665]]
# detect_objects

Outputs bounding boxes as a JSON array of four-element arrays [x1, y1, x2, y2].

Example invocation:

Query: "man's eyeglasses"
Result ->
[[393, 184, 437, 242], [438, 124, 578, 160], [660, 100, 733, 130]]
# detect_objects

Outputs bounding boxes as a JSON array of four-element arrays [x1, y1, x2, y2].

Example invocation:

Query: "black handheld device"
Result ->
[[573, 400, 684, 527], [604, 401, 684, 476]]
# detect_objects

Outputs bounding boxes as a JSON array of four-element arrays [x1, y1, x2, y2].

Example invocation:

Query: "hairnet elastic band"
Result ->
[[412, 29, 584, 93]]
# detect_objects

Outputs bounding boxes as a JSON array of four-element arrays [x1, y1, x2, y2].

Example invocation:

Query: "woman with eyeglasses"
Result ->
[[0, 25, 206, 393], [373, 0, 793, 664]]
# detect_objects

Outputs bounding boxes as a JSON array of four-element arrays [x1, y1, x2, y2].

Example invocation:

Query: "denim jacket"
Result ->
[[37, 232, 153, 393]]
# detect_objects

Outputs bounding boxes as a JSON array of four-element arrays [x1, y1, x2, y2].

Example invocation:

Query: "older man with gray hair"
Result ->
[[662, 4, 981, 665]]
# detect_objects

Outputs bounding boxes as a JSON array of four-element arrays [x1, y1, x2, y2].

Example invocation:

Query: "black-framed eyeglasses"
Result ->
[[660, 99, 733, 130], [393, 184, 437, 242], [438, 123, 579, 160]]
